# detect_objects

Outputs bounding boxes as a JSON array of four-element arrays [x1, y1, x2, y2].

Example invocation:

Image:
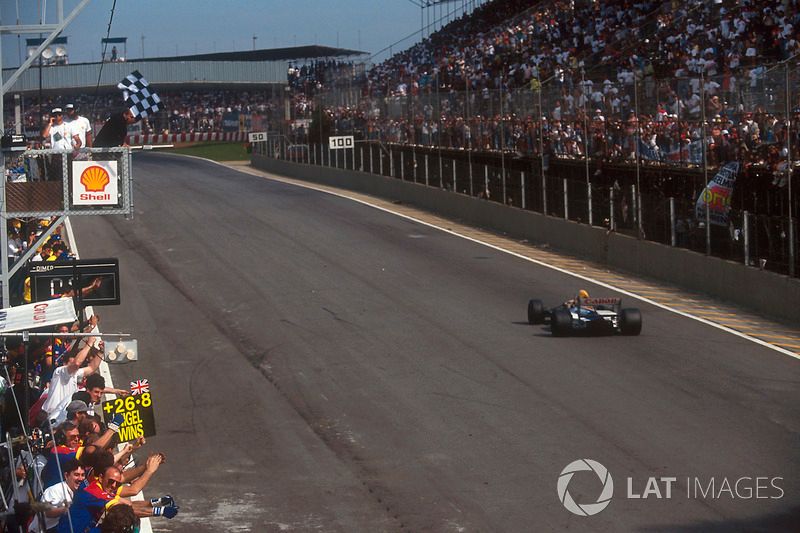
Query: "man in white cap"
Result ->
[[41, 107, 80, 180], [65, 103, 92, 159], [42, 108, 77, 151]]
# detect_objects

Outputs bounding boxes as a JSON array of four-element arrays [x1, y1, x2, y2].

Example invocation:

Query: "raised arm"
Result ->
[[66, 335, 96, 374], [118, 454, 162, 498]]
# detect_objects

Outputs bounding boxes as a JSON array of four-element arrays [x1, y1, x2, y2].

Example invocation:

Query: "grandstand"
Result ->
[[278, 0, 800, 278], [1, 0, 798, 275], [2, 45, 367, 139]]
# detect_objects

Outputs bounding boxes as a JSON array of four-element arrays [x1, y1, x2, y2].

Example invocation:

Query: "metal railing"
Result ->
[[256, 137, 800, 278]]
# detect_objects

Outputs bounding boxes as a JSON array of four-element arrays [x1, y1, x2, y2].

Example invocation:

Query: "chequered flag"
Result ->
[[117, 70, 150, 93], [118, 70, 161, 118], [126, 92, 161, 118]]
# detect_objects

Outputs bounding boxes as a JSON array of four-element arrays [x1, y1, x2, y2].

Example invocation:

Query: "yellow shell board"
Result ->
[[71, 160, 119, 206]]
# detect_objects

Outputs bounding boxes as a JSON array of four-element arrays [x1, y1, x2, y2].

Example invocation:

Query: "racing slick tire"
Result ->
[[551, 308, 572, 336], [619, 308, 642, 336], [528, 299, 545, 324]]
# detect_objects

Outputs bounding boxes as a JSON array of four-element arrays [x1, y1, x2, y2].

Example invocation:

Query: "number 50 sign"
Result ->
[[328, 135, 354, 149]]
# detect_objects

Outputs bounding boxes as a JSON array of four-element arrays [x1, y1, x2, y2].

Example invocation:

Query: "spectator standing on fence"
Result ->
[[41, 107, 80, 181], [83, 372, 130, 416], [65, 399, 90, 427], [59, 465, 178, 533], [58, 466, 126, 533], [65, 103, 93, 160], [41, 329, 101, 426], [42, 108, 77, 152], [30, 458, 85, 533], [41, 421, 84, 490]]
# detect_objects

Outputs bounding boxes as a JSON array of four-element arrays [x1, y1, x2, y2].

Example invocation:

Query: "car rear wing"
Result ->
[[580, 297, 621, 310]]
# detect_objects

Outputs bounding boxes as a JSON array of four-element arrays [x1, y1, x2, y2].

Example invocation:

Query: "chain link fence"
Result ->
[[270, 61, 800, 277]]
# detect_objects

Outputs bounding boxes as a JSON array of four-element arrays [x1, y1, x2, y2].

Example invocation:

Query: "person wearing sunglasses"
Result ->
[[58, 466, 126, 533], [58, 464, 178, 533]]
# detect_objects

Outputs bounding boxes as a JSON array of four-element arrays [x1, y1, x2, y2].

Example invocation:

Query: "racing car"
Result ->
[[527, 295, 642, 336]]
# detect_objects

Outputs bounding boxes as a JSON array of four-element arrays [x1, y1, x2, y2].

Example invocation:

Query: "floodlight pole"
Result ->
[[0, 0, 91, 307]]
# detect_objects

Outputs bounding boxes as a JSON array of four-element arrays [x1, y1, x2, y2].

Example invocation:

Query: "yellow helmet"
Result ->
[[578, 289, 590, 299]]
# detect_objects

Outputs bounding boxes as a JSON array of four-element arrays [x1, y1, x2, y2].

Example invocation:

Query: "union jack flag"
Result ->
[[130, 379, 150, 396]]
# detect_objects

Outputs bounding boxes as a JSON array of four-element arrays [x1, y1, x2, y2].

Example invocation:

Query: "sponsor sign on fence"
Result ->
[[695, 162, 739, 226], [71, 161, 119, 206], [0, 299, 77, 333]]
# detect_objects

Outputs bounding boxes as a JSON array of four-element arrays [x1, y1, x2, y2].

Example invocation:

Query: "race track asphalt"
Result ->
[[71, 153, 800, 532]]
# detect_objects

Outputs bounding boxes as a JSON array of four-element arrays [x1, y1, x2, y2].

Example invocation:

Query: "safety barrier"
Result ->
[[125, 131, 248, 145], [251, 152, 800, 325]]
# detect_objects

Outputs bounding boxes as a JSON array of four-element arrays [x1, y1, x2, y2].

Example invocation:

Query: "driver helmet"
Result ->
[[578, 289, 590, 299]]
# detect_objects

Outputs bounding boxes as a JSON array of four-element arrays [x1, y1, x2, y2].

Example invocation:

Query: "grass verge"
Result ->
[[165, 142, 250, 161]]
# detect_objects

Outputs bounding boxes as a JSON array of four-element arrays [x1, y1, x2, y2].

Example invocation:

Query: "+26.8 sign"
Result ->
[[103, 388, 156, 443], [328, 135, 354, 149]]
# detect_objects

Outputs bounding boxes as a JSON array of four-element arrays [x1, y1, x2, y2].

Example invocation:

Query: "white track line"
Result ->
[[64, 218, 154, 533], [168, 153, 800, 363]]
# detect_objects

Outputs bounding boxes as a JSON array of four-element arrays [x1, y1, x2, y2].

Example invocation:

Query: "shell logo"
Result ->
[[80, 165, 110, 192]]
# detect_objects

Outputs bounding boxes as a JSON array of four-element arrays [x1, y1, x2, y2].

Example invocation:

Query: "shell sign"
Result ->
[[72, 161, 119, 205]]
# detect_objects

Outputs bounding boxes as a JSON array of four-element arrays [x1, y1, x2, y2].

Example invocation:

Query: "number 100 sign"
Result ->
[[328, 135, 354, 149]]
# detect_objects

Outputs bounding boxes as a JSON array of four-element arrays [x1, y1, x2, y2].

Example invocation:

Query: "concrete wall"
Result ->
[[252, 155, 800, 324]]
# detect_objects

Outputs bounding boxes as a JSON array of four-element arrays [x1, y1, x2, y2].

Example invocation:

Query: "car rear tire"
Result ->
[[527, 299, 545, 324], [620, 308, 642, 336], [551, 308, 572, 336]]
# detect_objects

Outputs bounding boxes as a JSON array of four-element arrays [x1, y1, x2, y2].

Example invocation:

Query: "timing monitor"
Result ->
[[29, 258, 121, 306]]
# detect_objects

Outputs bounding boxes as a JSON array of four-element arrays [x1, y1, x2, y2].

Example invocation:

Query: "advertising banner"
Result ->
[[0, 298, 77, 333], [222, 112, 240, 132], [695, 162, 739, 226], [71, 161, 119, 206]]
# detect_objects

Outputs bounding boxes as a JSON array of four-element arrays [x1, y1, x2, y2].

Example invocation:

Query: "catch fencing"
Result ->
[[256, 137, 799, 278]]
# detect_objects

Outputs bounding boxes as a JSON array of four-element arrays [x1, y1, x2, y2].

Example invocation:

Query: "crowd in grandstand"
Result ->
[[364, 0, 799, 97], [293, 0, 794, 178], [288, 60, 364, 96], [4, 0, 797, 180], [13, 89, 281, 139], [2, 0, 798, 168]]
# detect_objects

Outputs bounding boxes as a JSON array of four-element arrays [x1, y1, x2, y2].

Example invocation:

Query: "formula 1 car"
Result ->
[[527, 296, 642, 336]]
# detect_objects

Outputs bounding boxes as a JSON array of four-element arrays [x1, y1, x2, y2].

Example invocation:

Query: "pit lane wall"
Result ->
[[251, 155, 800, 325]]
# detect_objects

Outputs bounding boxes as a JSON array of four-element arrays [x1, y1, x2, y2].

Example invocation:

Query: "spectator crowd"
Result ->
[[6, 0, 800, 182], [0, 219, 178, 532], [299, 0, 800, 182]]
